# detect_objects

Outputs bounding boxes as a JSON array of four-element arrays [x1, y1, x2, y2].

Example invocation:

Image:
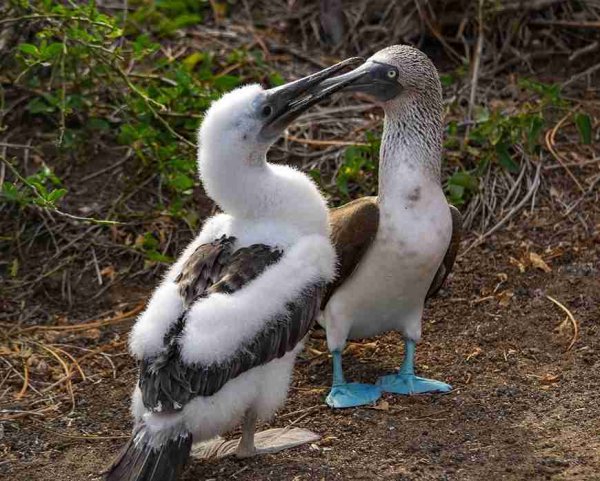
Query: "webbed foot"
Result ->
[[376, 373, 451, 395], [326, 382, 382, 408]]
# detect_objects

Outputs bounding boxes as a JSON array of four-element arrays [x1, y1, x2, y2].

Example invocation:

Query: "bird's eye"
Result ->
[[387, 69, 397, 79], [261, 105, 273, 117]]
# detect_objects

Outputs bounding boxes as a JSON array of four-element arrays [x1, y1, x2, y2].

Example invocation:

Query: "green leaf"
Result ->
[[183, 52, 204, 70], [41, 42, 64, 60], [145, 250, 173, 263], [2, 182, 20, 202], [88, 118, 110, 131], [18, 43, 39, 57], [474, 107, 490, 123], [519, 78, 563, 106], [449, 171, 478, 190], [66, 94, 85, 110], [525, 114, 544, 152], [268, 72, 285, 87], [446, 120, 458, 136], [575, 113, 592, 145], [118, 124, 138, 144], [46, 188, 67, 204], [336, 175, 349, 198], [213, 75, 240, 91], [495, 144, 520, 173], [28, 178, 47, 197], [447, 184, 465, 205], [107, 27, 124, 39], [27, 97, 55, 114], [141, 232, 159, 250], [162, 13, 203, 33], [168, 172, 195, 191], [446, 170, 477, 206], [439, 73, 454, 87]]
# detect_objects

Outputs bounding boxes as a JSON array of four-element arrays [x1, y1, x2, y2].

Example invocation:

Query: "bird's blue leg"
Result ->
[[376, 339, 452, 395], [325, 350, 382, 408]]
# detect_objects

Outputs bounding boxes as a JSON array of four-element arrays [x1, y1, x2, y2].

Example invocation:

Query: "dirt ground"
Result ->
[[2, 4, 600, 478], [2, 172, 599, 480]]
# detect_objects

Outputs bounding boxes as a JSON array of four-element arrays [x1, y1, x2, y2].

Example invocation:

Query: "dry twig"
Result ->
[[546, 295, 579, 352]]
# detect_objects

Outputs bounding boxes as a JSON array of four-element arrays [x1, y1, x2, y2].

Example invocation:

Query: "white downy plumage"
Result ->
[[130, 84, 335, 442]]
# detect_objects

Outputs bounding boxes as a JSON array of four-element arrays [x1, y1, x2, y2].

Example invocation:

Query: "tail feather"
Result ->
[[105, 426, 192, 481]]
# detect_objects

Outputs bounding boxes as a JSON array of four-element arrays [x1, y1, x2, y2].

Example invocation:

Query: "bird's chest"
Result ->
[[352, 222, 443, 304], [375, 198, 451, 272], [332, 191, 451, 326]]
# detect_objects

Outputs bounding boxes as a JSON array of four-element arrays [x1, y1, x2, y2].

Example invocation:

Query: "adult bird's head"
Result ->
[[320, 45, 444, 178], [319, 45, 442, 116], [198, 57, 363, 166]]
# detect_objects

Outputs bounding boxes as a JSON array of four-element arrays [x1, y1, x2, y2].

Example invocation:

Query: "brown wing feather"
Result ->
[[426, 204, 462, 299], [321, 196, 379, 309], [207, 244, 283, 295], [174, 235, 236, 307]]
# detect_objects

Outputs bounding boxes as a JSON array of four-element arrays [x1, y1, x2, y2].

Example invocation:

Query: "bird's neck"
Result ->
[[199, 144, 272, 218], [378, 99, 443, 203], [198, 143, 329, 237]]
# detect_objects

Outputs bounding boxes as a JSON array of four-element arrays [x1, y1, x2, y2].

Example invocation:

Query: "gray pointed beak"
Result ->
[[318, 60, 403, 101], [259, 57, 364, 140]]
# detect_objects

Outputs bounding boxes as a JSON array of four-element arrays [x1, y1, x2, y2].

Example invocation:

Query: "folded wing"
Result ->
[[138, 236, 322, 413], [426, 205, 462, 299]]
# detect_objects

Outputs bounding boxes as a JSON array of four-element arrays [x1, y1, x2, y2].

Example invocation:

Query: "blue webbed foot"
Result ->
[[326, 382, 382, 408], [376, 373, 452, 395]]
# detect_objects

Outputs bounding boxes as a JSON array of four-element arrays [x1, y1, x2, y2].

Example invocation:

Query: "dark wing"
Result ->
[[174, 235, 236, 307], [426, 205, 462, 299], [139, 243, 321, 413], [321, 196, 379, 309], [207, 244, 284, 295]]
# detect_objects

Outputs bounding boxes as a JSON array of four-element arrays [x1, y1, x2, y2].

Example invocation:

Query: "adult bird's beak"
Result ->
[[317, 60, 403, 102], [259, 56, 364, 141]]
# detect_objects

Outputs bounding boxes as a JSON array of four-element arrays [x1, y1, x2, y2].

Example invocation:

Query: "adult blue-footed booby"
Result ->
[[319, 45, 462, 408], [105, 57, 362, 481]]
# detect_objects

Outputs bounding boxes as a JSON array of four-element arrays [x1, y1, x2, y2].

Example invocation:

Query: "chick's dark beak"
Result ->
[[259, 56, 364, 141], [318, 60, 403, 102]]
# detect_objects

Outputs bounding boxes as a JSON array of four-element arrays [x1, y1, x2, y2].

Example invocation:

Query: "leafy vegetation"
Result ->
[[1, 0, 281, 231], [334, 133, 380, 200], [439, 78, 583, 206]]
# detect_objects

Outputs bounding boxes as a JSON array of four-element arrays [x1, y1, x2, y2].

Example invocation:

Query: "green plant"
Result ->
[[1, 0, 282, 230], [135, 231, 173, 264], [440, 78, 571, 205], [575, 113, 592, 145], [127, 0, 213, 36], [1, 161, 65, 209], [467, 107, 545, 173], [445, 170, 478, 206], [335, 133, 380, 199]]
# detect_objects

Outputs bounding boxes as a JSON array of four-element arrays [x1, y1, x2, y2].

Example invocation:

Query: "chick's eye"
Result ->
[[387, 69, 397, 79], [261, 105, 273, 117]]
